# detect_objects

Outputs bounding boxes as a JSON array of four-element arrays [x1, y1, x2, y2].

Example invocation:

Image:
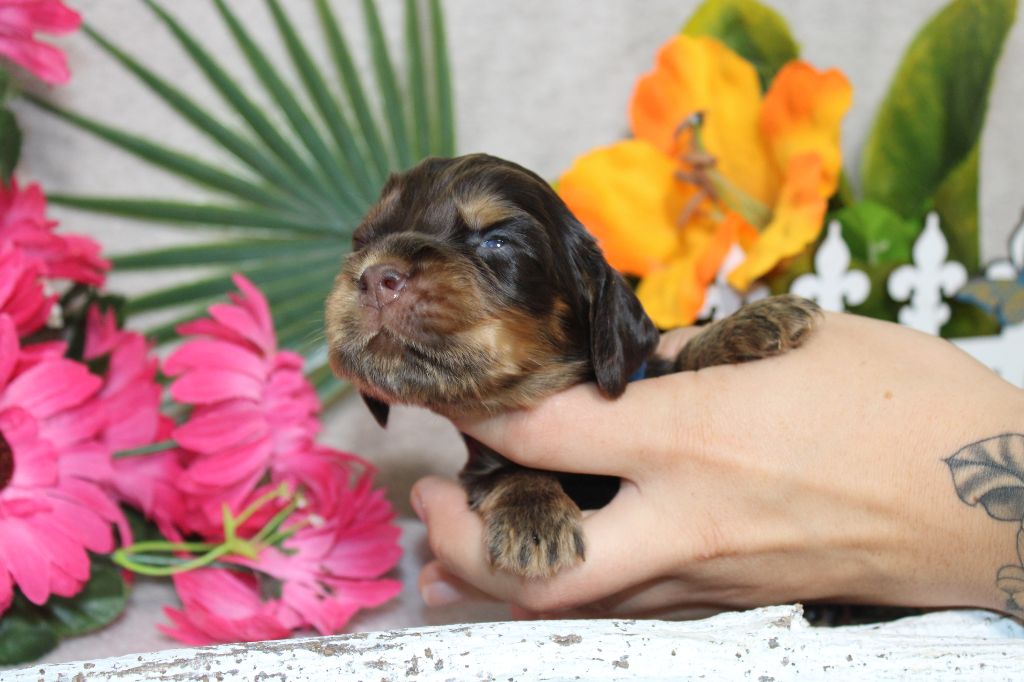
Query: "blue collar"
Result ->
[[628, 361, 648, 383]]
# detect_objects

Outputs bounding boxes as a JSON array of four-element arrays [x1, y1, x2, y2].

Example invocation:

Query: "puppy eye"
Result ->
[[480, 237, 506, 250]]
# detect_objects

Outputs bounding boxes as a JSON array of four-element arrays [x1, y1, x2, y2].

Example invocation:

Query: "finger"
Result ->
[[656, 326, 702, 359], [454, 373, 704, 476], [413, 475, 669, 613], [418, 560, 501, 607]]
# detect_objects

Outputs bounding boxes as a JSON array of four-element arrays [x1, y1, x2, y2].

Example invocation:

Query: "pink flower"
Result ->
[[85, 306, 184, 536], [161, 451, 402, 644], [0, 0, 81, 84], [159, 568, 291, 646], [0, 179, 108, 288], [0, 314, 125, 615], [164, 274, 320, 536], [0, 243, 54, 336], [255, 453, 402, 635]]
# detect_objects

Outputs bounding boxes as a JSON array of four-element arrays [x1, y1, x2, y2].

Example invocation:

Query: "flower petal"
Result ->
[[760, 61, 852, 196], [0, 34, 70, 84], [728, 154, 829, 290], [634, 212, 737, 328], [2, 358, 101, 418], [164, 339, 267, 380], [169, 368, 264, 404], [630, 35, 777, 206], [558, 140, 688, 276], [0, 518, 51, 604]]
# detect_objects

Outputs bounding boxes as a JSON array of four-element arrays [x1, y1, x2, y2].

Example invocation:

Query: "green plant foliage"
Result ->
[[0, 107, 19, 182], [44, 560, 128, 637], [861, 0, 1017, 272], [0, 70, 20, 181], [830, 202, 919, 322], [837, 201, 919, 267], [0, 558, 127, 665], [27, 0, 456, 403], [0, 605, 60, 665], [682, 0, 800, 87]]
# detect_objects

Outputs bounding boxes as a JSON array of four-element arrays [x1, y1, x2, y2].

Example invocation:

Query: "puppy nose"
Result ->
[[358, 263, 409, 307]]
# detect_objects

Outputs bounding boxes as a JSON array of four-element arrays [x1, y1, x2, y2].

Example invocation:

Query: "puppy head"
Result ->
[[325, 154, 658, 422]]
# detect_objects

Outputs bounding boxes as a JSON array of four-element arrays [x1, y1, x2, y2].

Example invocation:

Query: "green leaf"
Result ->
[[861, 0, 1017, 271], [124, 250, 340, 314], [48, 195, 343, 234], [0, 106, 20, 181], [0, 605, 59, 665], [362, 0, 413, 169], [829, 202, 920, 322], [140, 0, 336, 216], [406, 0, 431, 159], [683, 0, 800, 87], [112, 237, 340, 269], [210, 0, 365, 217], [836, 201, 919, 267], [45, 559, 128, 637], [429, 0, 456, 156], [316, 0, 392, 179], [27, 95, 303, 214], [265, 0, 378, 201], [934, 142, 980, 270]]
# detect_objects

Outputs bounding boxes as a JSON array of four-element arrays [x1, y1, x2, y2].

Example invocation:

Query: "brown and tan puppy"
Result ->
[[325, 154, 819, 578]]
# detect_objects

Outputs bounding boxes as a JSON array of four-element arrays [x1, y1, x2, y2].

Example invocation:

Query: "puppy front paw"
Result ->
[[677, 294, 822, 371], [476, 472, 585, 578]]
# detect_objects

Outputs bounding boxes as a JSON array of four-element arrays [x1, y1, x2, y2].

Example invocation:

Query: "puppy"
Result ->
[[325, 154, 819, 578]]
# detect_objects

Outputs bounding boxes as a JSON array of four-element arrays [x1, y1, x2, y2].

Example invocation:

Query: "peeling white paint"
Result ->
[[9, 604, 1023, 681]]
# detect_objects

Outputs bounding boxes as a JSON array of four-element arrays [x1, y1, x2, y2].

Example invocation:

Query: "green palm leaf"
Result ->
[[26, 0, 457, 403]]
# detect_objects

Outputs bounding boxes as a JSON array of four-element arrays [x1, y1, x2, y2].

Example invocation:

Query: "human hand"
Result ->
[[411, 312, 1024, 617]]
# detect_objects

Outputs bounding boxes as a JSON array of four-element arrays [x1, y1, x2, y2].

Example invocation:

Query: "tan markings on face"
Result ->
[[456, 192, 524, 231], [446, 297, 585, 416]]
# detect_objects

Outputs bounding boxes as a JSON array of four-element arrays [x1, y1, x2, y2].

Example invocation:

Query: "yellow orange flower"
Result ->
[[558, 35, 852, 327]]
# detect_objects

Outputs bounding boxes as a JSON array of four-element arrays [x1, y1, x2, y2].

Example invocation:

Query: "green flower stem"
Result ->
[[230, 482, 291, 530], [113, 541, 229, 577], [112, 439, 178, 459], [252, 493, 305, 545], [113, 482, 299, 576], [708, 168, 773, 229], [259, 513, 317, 548]]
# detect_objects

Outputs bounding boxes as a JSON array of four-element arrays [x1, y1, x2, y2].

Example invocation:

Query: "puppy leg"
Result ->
[[460, 438, 584, 578], [675, 295, 822, 372]]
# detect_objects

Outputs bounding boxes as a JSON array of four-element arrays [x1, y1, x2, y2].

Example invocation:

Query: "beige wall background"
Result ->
[[11, 0, 1024, 511]]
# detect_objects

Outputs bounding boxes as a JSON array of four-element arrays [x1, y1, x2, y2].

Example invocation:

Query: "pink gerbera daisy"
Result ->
[[159, 568, 292, 646], [0, 242, 54, 337], [164, 274, 320, 535], [0, 314, 125, 615], [0, 178, 109, 288], [160, 449, 401, 644], [85, 305, 184, 536], [0, 0, 81, 84], [257, 451, 402, 635]]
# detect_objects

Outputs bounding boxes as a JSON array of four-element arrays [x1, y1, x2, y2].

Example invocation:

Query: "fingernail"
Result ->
[[421, 580, 466, 608]]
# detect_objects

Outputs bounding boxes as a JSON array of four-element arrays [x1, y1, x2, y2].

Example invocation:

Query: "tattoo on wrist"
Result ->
[[945, 433, 1024, 612]]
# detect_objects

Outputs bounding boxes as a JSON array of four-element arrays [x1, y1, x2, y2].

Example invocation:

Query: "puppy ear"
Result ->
[[360, 393, 391, 428], [589, 267, 660, 399]]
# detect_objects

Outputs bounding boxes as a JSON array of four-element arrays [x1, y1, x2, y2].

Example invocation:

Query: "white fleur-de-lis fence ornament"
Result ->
[[887, 212, 967, 335], [698, 243, 769, 321], [790, 220, 870, 311]]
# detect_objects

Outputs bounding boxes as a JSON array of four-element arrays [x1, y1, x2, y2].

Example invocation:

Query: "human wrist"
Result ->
[[879, 382, 1024, 613]]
